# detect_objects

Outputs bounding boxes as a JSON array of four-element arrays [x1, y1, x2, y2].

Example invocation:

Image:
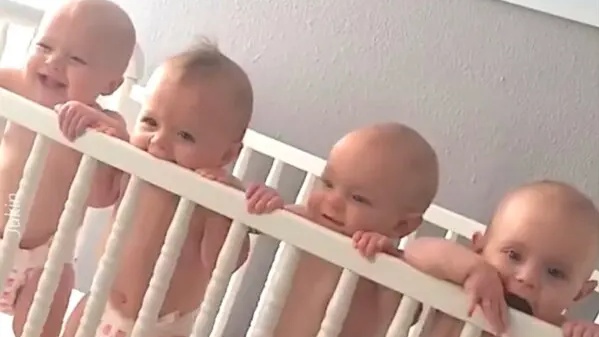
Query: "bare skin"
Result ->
[[256, 123, 439, 337], [402, 181, 599, 337], [0, 1, 135, 335], [62, 49, 276, 337]]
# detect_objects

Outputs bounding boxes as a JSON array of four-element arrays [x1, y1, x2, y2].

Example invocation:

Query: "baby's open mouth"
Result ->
[[504, 292, 533, 315], [321, 214, 343, 227], [38, 74, 67, 89]]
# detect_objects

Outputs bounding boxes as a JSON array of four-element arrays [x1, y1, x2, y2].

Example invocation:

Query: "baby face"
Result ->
[[130, 67, 242, 170], [307, 139, 415, 237], [25, 5, 124, 107], [478, 200, 598, 323]]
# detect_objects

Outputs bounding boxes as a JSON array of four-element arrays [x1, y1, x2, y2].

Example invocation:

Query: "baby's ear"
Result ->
[[102, 77, 125, 96], [393, 213, 422, 238], [574, 280, 597, 301], [470, 231, 485, 253]]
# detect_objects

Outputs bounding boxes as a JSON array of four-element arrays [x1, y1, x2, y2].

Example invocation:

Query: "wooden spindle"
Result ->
[[74, 176, 142, 337], [385, 296, 420, 337], [130, 198, 195, 337], [0, 135, 49, 292], [316, 270, 359, 337], [246, 173, 316, 337], [22, 155, 97, 337], [459, 323, 482, 337], [190, 221, 249, 337]]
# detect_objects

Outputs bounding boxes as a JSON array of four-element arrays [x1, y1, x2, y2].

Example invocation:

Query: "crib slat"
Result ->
[[210, 146, 254, 337], [22, 155, 98, 337], [0, 20, 9, 57], [211, 151, 281, 336], [316, 269, 360, 337], [246, 173, 316, 337], [231, 146, 252, 179], [398, 231, 417, 250], [385, 296, 420, 337], [129, 198, 195, 337], [74, 176, 143, 337], [247, 243, 301, 337], [265, 159, 284, 187], [0, 135, 49, 294], [190, 221, 249, 337], [459, 322, 482, 337]]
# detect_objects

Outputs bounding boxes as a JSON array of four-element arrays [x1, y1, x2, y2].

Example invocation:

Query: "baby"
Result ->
[[0, 0, 135, 336], [61, 42, 281, 337], [256, 122, 439, 337], [394, 180, 599, 337]]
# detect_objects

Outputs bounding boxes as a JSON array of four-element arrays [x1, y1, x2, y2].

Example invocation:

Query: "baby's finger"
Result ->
[[245, 183, 260, 199], [467, 294, 478, 317], [74, 115, 91, 138], [364, 236, 383, 257], [482, 298, 504, 335], [264, 195, 283, 212]]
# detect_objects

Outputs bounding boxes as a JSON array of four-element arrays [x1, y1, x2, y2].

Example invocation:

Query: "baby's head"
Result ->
[[308, 122, 439, 238], [25, 0, 135, 106], [131, 40, 253, 170], [472, 180, 599, 323]]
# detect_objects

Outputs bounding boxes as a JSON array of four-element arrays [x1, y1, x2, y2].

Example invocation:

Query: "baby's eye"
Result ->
[[36, 42, 51, 52], [547, 267, 565, 279], [141, 117, 157, 127], [70, 56, 87, 65], [351, 194, 370, 205], [506, 250, 521, 262], [178, 131, 195, 142], [321, 179, 333, 189]]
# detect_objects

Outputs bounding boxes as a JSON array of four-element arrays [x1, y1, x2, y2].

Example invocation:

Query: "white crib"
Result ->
[[0, 2, 597, 337]]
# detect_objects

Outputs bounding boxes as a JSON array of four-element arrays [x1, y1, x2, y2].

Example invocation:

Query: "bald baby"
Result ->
[[0, 1, 136, 336], [402, 180, 599, 337], [250, 122, 440, 337]]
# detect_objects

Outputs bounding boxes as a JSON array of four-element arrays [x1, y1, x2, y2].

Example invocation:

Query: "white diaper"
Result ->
[[96, 301, 198, 337], [0, 239, 51, 314]]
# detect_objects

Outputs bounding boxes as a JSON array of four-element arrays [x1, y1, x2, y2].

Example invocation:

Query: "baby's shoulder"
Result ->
[[0, 68, 26, 94]]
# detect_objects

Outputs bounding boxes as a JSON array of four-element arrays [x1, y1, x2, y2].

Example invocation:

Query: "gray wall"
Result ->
[[106, 0, 599, 324], [13, 0, 597, 327], [112, 0, 598, 222]]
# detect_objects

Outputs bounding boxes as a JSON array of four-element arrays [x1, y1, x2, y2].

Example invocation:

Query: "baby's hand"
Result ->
[[352, 230, 394, 259], [94, 124, 128, 142], [245, 183, 283, 214], [56, 101, 104, 140], [463, 261, 508, 336], [563, 320, 599, 337]]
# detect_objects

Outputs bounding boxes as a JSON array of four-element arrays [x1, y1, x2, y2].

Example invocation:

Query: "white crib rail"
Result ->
[[0, 88, 569, 337], [0, 0, 43, 27]]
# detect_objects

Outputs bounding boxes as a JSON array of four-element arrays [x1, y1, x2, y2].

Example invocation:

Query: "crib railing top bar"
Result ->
[[242, 129, 326, 176], [0, 0, 43, 26], [0, 88, 561, 337], [423, 204, 485, 239]]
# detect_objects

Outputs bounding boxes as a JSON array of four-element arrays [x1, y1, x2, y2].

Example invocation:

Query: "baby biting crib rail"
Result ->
[[0, 86, 566, 336]]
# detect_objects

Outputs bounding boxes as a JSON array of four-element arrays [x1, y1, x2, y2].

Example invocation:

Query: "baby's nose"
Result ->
[[148, 135, 174, 162]]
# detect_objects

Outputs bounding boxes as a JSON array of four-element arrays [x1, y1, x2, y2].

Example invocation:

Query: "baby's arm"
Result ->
[[56, 101, 128, 208], [83, 110, 128, 208], [403, 237, 483, 284]]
